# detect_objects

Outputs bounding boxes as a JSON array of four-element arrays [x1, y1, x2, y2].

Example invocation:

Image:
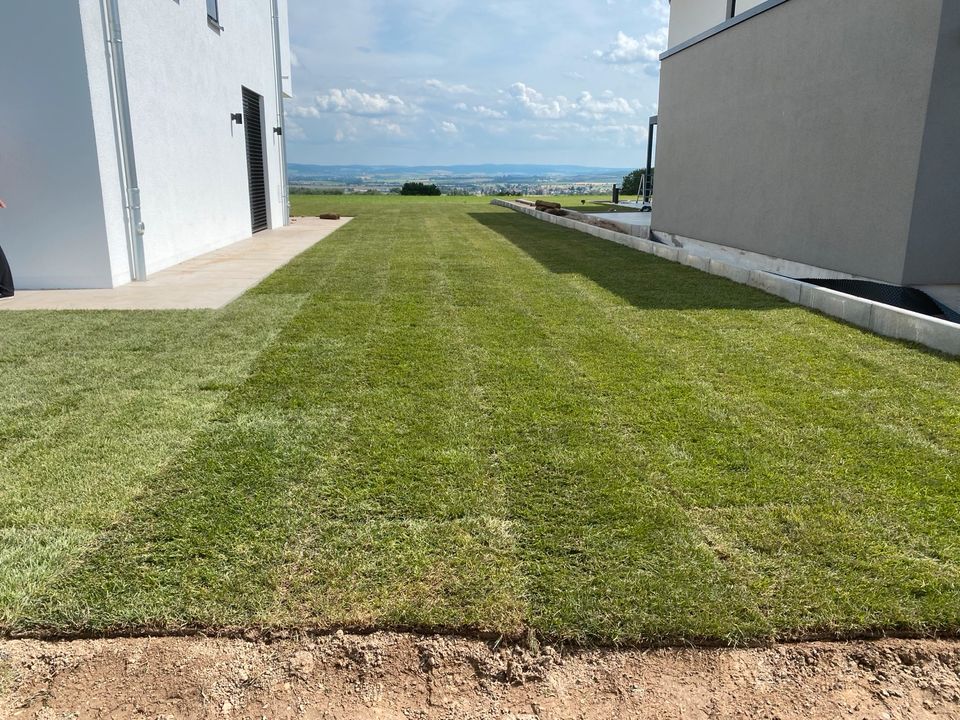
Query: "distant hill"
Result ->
[[288, 163, 632, 180]]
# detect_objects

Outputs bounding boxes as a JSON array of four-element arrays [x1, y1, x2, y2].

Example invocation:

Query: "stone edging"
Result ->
[[491, 199, 960, 356]]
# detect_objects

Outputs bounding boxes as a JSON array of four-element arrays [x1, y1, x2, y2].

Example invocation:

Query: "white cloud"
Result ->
[[370, 118, 405, 136], [593, 123, 646, 136], [506, 83, 643, 124], [593, 27, 667, 64], [508, 82, 572, 119], [332, 119, 360, 143], [575, 91, 641, 119], [313, 88, 418, 116], [647, 0, 670, 25], [425, 79, 475, 94], [524, 119, 648, 146], [284, 117, 307, 140], [454, 102, 506, 119], [284, 0, 665, 163], [473, 105, 506, 119], [289, 105, 321, 118]]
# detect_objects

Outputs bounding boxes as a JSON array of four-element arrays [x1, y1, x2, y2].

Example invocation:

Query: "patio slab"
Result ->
[[0, 216, 351, 310]]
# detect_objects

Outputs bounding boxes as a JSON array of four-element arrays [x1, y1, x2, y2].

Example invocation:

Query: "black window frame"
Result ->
[[207, 0, 220, 23]]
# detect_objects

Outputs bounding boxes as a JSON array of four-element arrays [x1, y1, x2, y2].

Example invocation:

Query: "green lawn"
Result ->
[[2, 195, 958, 644]]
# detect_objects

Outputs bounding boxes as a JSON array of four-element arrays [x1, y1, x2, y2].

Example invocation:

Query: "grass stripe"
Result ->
[[3, 195, 958, 644]]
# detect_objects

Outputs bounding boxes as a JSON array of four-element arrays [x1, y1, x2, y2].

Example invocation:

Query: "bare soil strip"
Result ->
[[2, 632, 959, 719]]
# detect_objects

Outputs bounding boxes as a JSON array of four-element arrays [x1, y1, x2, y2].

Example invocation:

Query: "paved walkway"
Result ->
[[0, 217, 351, 310]]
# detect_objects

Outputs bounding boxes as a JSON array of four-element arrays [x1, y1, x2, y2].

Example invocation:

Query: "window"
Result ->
[[726, 0, 737, 19], [207, 0, 219, 23]]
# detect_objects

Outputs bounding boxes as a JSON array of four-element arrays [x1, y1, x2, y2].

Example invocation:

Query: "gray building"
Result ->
[[652, 0, 959, 290]]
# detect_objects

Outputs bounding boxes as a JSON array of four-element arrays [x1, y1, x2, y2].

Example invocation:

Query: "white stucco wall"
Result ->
[[78, 0, 291, 280], [667, 0, 728, 48], [279, 0, 293, 98], [0, 3, 115, 289], [78, 1, 136, 287], [735, 0, 768, 13], [667, 0, 769, 48]]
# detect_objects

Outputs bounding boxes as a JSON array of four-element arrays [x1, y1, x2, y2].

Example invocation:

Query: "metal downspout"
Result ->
[[104, 0, 147, 280], [271, 0, 290, 225], [644, 115, 657, 203]]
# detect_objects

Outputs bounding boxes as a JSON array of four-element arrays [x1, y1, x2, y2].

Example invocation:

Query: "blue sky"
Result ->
[[285, 0, 669, 167]]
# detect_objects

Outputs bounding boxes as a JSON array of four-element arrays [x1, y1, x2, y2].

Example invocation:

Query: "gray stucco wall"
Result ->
[[903, 2, 960, 285], [653, 0, 947, 286]]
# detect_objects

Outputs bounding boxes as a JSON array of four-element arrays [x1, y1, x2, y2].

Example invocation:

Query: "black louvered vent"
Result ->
[[242, 87, 269, 233]]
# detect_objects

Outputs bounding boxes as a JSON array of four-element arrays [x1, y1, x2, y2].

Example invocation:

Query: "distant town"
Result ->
[[288, 163, 633, 196]]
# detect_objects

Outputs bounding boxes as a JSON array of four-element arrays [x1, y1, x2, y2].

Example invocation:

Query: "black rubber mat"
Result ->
[[798, 278, 960, 324]]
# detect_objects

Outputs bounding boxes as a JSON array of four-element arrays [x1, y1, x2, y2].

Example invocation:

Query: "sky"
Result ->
[[284, 0, 669, 167]]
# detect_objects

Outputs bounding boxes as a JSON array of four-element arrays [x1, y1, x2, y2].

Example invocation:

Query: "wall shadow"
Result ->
[[469, 210, 784, 312]]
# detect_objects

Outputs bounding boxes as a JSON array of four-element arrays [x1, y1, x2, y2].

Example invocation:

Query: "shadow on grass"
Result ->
[[469, 210, 784, 312]]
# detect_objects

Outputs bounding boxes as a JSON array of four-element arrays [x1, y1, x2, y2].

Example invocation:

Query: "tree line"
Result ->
[[620, 168, 655, 196], [400, 182, 442, 196]]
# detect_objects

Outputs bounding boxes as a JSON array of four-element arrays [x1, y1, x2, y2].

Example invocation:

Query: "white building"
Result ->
[[0, 0, 292, 289]]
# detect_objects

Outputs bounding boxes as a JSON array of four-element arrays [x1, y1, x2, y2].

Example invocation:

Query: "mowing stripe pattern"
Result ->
[[3, 196, 959, 643]]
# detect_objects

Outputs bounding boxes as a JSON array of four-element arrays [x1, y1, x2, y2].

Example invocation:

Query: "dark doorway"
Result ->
[[242, 87, 269, 233]]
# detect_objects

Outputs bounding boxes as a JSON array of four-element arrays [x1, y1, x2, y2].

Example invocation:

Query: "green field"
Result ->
[[2, 194, 958, 644]]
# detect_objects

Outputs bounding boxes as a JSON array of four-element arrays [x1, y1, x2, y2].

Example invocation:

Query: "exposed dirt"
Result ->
[[2, 632, 959, 719]]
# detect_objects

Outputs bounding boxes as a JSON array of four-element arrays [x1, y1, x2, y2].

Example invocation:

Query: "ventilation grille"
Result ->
[[242, 88, 268, 233]]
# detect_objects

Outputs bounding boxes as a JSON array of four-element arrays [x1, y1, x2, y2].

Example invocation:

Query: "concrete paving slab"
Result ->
[[585, 212, 652, 228], [0, 217, 351, 311]]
